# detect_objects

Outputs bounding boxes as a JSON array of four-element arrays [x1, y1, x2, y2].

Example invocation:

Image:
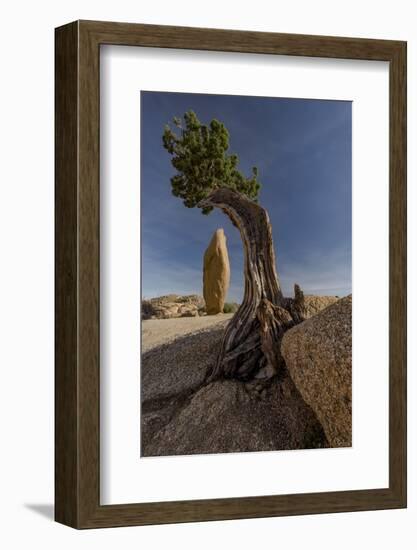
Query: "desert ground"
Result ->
[[142, 313, 233, 353]]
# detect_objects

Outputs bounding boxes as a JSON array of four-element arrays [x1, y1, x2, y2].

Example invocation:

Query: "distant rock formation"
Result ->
[[284, 289, 339, 323], [303, 294, 339, 318], [203, 228, 230, 315], [281, 295, 352, 448], [142, 294, 205, 320], [141, 290, 337, 321]]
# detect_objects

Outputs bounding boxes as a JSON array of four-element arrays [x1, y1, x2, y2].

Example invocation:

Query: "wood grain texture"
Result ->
[[388, 41, 407, 504], [55, 20, 407, 529], [55, 21, 79, 527]]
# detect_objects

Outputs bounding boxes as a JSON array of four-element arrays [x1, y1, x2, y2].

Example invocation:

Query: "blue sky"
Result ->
[[141, 91, 352, 302]]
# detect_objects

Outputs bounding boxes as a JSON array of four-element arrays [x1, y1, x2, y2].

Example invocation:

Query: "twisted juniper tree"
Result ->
[[163, 111, 306, 381]]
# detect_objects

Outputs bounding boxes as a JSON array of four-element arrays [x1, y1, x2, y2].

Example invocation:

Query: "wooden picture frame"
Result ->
[[55, 20, 407, 529]]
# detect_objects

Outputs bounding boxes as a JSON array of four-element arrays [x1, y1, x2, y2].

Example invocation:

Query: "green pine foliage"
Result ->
[[162, 110, 261, 214]]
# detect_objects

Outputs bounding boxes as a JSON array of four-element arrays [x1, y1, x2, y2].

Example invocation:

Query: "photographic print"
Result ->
[[140, 91, 352, 458], [55, 21, 406, 527]]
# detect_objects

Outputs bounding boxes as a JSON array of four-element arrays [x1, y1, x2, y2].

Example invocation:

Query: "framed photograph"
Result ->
[[55, 20, 406, 528]]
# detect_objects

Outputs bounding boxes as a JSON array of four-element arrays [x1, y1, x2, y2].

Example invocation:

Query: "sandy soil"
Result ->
[[141, 313, 233, 353]]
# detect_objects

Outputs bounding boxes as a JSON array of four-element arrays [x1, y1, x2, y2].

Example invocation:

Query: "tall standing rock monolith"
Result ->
[[203, 228, 230, 315]]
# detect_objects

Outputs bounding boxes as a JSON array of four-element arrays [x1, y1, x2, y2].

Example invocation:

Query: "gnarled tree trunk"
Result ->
[[199, 187, 306, 381]]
